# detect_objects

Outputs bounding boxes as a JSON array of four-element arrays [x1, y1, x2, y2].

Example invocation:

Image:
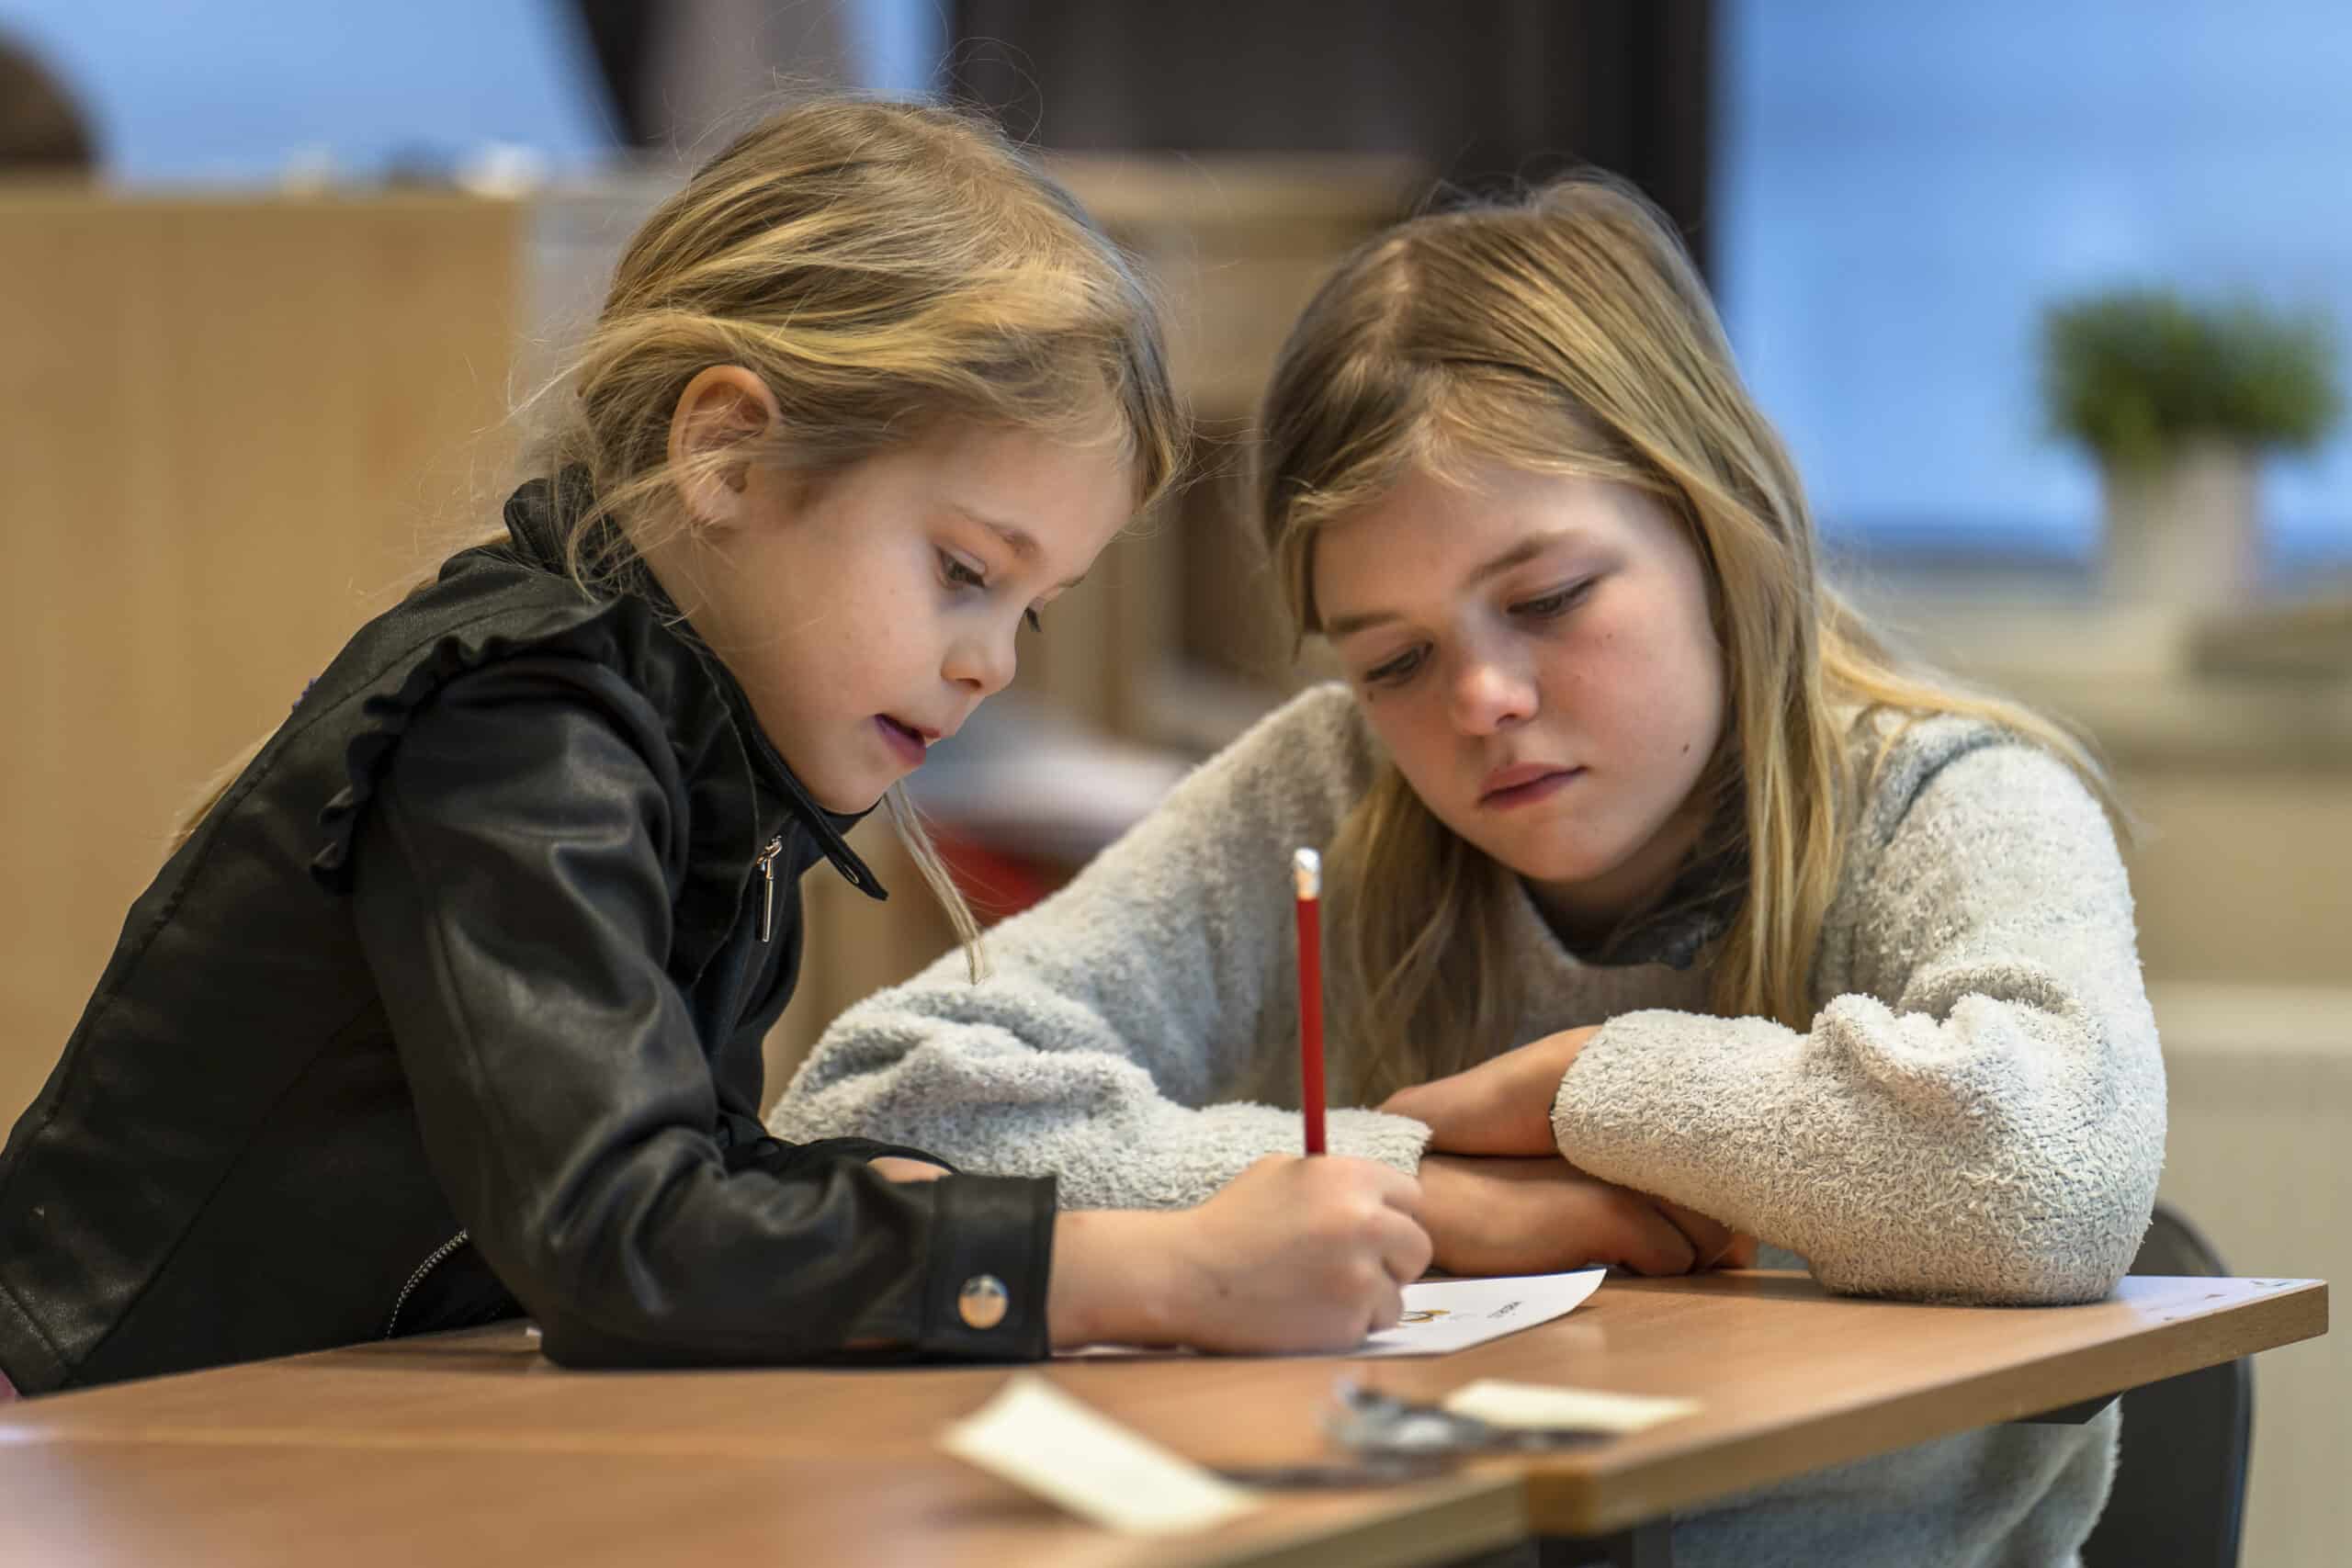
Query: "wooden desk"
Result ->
[[0, 1271, 2324, 1566], [0, 1438, 1521, 1568]]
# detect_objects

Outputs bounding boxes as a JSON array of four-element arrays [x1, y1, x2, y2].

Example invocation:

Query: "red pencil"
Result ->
[[1294, 847, 1326, 1156]]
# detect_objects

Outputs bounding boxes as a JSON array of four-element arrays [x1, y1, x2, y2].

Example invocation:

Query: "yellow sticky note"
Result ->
[[1442, 1378, 1701, 1433]]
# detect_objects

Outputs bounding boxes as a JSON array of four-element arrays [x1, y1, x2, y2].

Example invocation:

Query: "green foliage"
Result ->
[[2041, 288, 2341, 469]]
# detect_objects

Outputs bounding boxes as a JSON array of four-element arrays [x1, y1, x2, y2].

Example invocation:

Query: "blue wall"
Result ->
[[0, 1, 616, 181], [1716, 0, 2352, 562]]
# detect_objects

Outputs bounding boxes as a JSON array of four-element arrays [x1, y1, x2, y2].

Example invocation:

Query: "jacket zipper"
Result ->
[[755, 836, 784, 942], [385, 842, 785, 1339], [385, 1229, 470, 1339]]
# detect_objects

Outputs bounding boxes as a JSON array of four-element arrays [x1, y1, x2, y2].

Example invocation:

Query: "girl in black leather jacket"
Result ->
[[0, 98, 1430, 1395]]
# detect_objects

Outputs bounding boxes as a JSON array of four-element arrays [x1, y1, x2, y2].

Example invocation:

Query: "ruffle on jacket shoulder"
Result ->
[[308, 581, 735, 896]]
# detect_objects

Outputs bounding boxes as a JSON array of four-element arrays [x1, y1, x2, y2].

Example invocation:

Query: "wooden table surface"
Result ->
[[0, 1270, 2324, 1564]]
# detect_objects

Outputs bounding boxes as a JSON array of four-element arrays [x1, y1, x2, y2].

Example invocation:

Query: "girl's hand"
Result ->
[[1047, 1156, 1431, 1354], [1380, 1025, 1601, 1156], [867, 1156, 951, 1182], [1416, 1152, 1751, 1277], [1167, 1155, 1434, 1351]]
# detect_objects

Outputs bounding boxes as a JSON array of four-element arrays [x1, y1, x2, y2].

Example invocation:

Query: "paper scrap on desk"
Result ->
[[1355, 1268, 1607, 1358], [1442, 1379, 1700, 1433], [939, 1373, 1261, 1536]]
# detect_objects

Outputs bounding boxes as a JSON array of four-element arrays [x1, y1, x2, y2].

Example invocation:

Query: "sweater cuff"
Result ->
[[1328, 1108, 1436, 1176], [1549, 1010, 1700, 1162], [914, 1174, 1057, 1361]]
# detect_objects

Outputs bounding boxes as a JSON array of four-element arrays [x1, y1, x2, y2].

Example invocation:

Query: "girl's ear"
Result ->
[[666, 366, 784, 529]]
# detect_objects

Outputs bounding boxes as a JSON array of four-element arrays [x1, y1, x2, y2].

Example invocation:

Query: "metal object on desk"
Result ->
[[1204, 1379, 1614, 1495], [1330, 1381, 1664, 1567], [1329, 1379, 1613, 1457]]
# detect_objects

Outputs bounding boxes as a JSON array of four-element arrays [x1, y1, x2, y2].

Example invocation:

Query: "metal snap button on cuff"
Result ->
[[957, 1274, 1010, 1330]]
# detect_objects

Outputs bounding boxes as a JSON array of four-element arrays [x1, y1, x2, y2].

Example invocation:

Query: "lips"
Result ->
[[1480, 761, 1573, 798], [876, 715, 933, 766], [1478, 761, 1583, 809]]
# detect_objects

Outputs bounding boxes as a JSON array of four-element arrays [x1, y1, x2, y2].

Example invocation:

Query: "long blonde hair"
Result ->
[[1254, 175, 2114, 1100], [178, 97, 1182, 975]]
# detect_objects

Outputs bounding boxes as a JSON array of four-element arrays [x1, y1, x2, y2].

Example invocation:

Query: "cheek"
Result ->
[[829, 542, 935, 650], [1358, 692, 1453, 789], [1550, 607, 1720, 762], [1627, 619, 1724, 776]]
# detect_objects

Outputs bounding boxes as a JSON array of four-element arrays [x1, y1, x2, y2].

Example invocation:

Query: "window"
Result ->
[[1715, 1, 2352, 571]]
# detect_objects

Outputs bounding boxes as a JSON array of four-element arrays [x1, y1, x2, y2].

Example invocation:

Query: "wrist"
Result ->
[[1046, 1210, 1191, 1349]]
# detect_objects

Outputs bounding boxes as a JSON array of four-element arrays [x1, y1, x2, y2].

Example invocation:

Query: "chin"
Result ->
[[1507, 850, 1622, 886], [803, 770, 888, 817], [1477, 827, 1633, 887]]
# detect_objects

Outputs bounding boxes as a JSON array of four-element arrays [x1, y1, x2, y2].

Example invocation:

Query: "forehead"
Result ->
[[1313, 463, 1658, 611], [933, 423, 1132, 501], [911, 423, 1136, 547]]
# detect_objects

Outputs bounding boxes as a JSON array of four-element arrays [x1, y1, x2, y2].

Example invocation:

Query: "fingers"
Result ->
[[1595, 1192, 1700, 1276], [1370, 1201, 1435, 1285], [1349, 1156, 1428, 1223], [1305, 1157, 1433, 1285], [1365, 1271, 1407, 1335], [1721, 1232, 1761, 1269], [1656, 1199, 1736, 1269]]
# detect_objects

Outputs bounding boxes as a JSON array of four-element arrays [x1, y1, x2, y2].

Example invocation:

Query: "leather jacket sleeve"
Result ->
[[348, 655, 1056, 1365]]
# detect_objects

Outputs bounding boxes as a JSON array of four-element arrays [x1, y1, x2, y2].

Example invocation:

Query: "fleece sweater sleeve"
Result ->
[[768, 686, 1431, 1210], [1550, 728, 2166, 1303]]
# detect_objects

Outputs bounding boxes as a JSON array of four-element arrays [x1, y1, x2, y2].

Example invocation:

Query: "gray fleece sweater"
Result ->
[[773, 683, 2166, 1566]]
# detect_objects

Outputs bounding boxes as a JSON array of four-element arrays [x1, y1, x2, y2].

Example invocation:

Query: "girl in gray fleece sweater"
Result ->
[[772, 176, 2165, 1565]]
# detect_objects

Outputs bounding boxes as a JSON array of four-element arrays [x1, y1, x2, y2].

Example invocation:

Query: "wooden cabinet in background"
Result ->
[[0, 190, 523, 1125]]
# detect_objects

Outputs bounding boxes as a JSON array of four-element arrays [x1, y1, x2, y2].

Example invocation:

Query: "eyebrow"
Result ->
[[957, 506, 1089, 592], [1321, 532, 1572, 639]]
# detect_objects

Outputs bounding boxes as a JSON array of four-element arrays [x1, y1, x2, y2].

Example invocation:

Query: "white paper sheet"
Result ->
[[1354, 1268, 1607, 1357]]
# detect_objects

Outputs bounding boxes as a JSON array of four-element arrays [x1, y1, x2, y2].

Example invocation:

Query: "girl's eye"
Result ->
[[1512, 580, 1595, 620], [943, 548, 1041, 631], [1363, 646, 1426, 687]]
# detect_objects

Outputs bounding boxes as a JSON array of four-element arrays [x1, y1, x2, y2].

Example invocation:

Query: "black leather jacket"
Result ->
[[0, 480, 1056, 1393]]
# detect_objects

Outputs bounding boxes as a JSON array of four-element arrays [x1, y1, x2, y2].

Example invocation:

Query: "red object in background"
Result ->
[[928, 827, 1073, 922]]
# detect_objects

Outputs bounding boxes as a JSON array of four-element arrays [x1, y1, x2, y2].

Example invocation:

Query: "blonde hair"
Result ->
[[1254, 175, 2116, 1101], [178, 97, 1182, 976]]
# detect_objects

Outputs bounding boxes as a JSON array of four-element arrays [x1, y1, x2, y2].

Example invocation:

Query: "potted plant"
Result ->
[[2041, 289, 2340, 609]]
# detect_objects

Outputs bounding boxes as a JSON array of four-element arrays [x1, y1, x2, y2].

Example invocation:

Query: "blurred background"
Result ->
[[1, 3, 2345, 1559]]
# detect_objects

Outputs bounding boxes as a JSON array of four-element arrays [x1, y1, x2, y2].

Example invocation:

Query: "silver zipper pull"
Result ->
[[755, 836, 784, 942]]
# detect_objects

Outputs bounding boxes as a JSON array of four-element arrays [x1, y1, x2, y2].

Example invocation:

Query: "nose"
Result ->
[[1447, 645, 1536, 736], [944, 617, 1018, 699]]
